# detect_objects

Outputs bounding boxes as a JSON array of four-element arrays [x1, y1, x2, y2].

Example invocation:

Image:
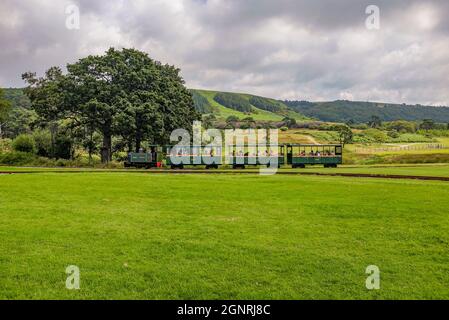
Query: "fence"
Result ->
[[355, 144, 449, 154]]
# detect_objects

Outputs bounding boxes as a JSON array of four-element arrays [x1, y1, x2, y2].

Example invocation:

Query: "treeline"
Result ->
[[2, 88, 31, 109], [248, 96, 283, 113], [191, 90, 212, 113], [213, 92, 252, 113], [284, 100, 449, 123]]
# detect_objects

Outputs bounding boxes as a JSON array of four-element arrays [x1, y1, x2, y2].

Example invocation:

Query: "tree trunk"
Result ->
[[135, 134, 142, 153], [101, 133, 112, 163], [50, 123, 57, 159]]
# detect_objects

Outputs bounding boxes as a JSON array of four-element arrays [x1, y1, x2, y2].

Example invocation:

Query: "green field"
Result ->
[[1, 172, 448, 299], [298, 164, 449, 178], [2, 163, 449, 178]]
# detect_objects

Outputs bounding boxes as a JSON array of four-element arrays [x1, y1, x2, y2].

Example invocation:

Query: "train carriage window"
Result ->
[[335, 146, 342, 155]]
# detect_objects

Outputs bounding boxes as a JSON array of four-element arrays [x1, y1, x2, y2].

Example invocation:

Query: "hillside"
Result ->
[[2, 88, 31, 109], [4, 87, 449, 124], [191, 89, 307, 121], [285, 100, 449, 123]]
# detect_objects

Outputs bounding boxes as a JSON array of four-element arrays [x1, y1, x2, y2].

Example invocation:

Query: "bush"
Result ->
[[33, 130, 52, 157], [0, 138, 12, 152], [280, 126, 288, 131], [12, 134, 36, 153], [384, 120, 416, 133], [391, 133, 435, 143], [363, 129, 389, 143], [226, 115, 239, 123], [54, 134, 73, 159], [0, 151, 35, 165]]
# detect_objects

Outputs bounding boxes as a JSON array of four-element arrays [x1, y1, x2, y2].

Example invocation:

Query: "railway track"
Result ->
[[1, 169, 449, 181]]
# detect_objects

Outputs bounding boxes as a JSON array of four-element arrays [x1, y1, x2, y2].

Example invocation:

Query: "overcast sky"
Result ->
[[1, 0, 448, 105]]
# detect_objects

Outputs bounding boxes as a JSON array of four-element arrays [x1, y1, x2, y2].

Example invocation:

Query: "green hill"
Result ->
[[190, 89, 307, 121], [5, 87, 449, 124], [284, 100, 449, 123], [2, 88, 31, 109]]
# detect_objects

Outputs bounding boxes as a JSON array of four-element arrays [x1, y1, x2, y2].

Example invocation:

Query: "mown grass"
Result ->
[[2, 163, 449, 177], [297, 163, 449, 177], [0, 173, 448, 299]]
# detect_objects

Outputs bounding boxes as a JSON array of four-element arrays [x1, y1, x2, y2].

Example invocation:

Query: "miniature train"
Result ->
[[124, 144, 342, 169]]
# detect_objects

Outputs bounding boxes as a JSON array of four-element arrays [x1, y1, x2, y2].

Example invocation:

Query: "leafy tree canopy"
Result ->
[[23, 48, 199, 162]]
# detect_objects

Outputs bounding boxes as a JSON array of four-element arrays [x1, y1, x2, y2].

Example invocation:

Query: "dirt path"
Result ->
[[305, 135, 319, 145]]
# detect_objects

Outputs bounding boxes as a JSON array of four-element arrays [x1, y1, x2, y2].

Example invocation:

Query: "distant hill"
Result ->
[[4, 87, 449, 123], [2, 88, 30, 109], [284, 100, 449, 123], [190, 89, 308, 121]]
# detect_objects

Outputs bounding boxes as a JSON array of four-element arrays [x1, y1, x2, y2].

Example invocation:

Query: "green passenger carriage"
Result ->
[[227, 144, 285, 169], [165, 145, 222, 169], [286, 144, 343, 168]]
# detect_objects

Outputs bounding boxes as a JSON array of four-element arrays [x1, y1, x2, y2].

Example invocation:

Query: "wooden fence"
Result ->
[[355, 144, 448, 153]]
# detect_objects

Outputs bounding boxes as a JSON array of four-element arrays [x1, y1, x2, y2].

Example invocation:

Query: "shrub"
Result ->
[[33, 130, 52, 157], [54, 134, 73, 159], [363, 129, 389, 143], [12, 134, 36, 153], [384, 120, 416, 133], [225, 115, 239, 124], [0, 151, 35, 165], [280, 126, 288, 131], [392, 133, 435, 143], [0, 138, 12, 152]]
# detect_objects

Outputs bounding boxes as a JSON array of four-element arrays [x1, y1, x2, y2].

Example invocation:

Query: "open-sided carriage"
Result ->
[[286, 144, 343, 168], [227, 144, 285, 169], [165, 145, 223, 169]]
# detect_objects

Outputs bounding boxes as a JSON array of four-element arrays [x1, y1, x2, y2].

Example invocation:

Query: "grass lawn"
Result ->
[[298, 163, 449, 177], [2, 163, 449, 177], [1, 173, 449, 299]]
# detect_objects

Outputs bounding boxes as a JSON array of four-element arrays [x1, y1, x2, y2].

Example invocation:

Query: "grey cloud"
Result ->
[[0, 0, 448, 106]]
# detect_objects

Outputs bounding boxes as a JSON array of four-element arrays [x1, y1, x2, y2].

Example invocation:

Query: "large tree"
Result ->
[[23, 48, 200, 162]]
